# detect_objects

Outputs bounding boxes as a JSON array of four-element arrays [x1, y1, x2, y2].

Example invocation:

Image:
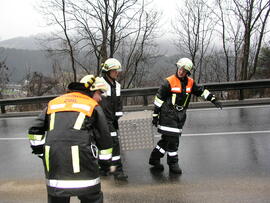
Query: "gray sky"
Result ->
[[0, 0, 179, 41]]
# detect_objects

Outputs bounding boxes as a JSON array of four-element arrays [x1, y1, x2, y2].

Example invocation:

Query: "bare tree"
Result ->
[[249, 4, 270, 79], [23, 71, 58, 97], [119, 8, 161, 88], [173, 0, 216, 83], [37, 0, 161, 85], [70, 0, 153, 75], [0, 58, 9, 99], [211, 0, 245, 81], [39, 0, 78, 81], [231, 0, 270, 80]]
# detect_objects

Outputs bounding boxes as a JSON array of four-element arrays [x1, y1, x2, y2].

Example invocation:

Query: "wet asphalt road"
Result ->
[[1, 105, 270, 203]]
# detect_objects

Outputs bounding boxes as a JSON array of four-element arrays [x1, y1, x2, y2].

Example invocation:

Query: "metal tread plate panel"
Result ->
[[119, 118, 154, 151]]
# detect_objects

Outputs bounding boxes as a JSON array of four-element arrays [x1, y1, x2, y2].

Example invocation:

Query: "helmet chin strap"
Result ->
[[106, 71, 115, 82]]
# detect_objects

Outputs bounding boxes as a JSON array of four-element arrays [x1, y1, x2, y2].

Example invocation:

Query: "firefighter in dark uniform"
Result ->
[[27, 75, 112, 203], [98, 58, 128, 181], [149, 58, 222, 174]]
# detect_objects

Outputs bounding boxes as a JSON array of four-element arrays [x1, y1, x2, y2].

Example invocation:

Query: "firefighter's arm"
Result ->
[[115, 82, 123, 119], [94, 106, 113, 167], [152, 80, 170, 126], [113, 95, 123, 130], [27, 108, 48, 156], [192, 83, 222, 110]]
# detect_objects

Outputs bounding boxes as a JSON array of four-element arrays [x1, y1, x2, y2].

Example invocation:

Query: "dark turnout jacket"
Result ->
[[100, 76, 123, 134], [153, 74, 215, 136], [27, 90, 112, 197]]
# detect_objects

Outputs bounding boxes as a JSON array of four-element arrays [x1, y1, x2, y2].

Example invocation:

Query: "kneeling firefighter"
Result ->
[[149, 58, 222, 174], [27, 75, 113, 203]]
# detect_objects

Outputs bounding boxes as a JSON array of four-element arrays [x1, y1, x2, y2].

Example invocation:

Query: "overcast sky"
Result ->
[[0, 0, 179, 41]]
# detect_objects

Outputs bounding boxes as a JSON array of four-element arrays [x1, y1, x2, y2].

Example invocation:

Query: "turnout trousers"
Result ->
[[48, 191, 103, 203], [111, 131, 123, 171], [149, 134, 180, 165], [98, 131, 123, 173]]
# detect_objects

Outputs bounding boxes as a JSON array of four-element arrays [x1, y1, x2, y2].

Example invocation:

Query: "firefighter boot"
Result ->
[[149, 159, 164, 171], [114, 170, 128, 181], [169, 163, 182, 174], [99, 167, 109, 176]]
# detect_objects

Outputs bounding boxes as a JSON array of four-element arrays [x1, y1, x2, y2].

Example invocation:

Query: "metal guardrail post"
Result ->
[[240, 89, 244, 100], [1, 79, 270, 113], [143, 96, 148, 106], [1, 105, 6, 114]]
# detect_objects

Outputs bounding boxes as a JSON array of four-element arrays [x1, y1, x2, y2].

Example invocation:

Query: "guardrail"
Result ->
[[1, 79, 270, 114]]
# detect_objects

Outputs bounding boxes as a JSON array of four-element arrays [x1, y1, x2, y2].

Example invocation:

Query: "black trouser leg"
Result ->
[[48, 194, 70, 203], [166, 135, 180, 165], [111, 133, 123, 171], [99, 131, 123, 173], [149, 135, 168, 164], [78, 191, 103, 203]]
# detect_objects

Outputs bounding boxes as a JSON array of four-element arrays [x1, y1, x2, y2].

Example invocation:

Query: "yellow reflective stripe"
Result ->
[[45, 145, 50, 172], [172, 94, 176, 105], [183, 93, 190, 107], [73, 112, 86, 130], [49, 113, 55, 131], [100, 148, 112, 155], [153, 114, 158, 117], [201, 89, 210, 100], [154, 96, 164, 107], [71, 146, 80, 173], [27, 134, 43, 141]]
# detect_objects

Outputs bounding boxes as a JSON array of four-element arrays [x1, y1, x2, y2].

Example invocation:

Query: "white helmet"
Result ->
[[176, 58, 193, 73], [101, 58, 122, 72], [80, 75, 107, 92]]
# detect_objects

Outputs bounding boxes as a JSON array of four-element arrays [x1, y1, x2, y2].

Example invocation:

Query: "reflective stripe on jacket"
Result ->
[[154, 75, 198, 136], [100, 76, 123, 132]]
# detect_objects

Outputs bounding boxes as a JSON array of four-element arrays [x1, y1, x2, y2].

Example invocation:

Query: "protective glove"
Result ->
[[152, 115, 159, 127], [212, 99, 222, 110], [31, 145, 44, 155]]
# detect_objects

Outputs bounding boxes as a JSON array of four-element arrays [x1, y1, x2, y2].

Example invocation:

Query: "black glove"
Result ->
[[31, 145, 44, 155], [152, 116, 159, 127], [212, 99, 222, 110]]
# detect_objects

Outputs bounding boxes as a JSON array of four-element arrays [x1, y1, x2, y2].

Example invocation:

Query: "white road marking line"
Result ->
[[154, 130, 270, 137], [0, 138, 28, 140], [2, 131, 270, 140], [188, 104, 270, 112], [0, 116, 36, 121]]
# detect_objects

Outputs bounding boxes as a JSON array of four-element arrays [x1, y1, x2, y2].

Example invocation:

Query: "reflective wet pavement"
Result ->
[[1, 105, 270, 202]]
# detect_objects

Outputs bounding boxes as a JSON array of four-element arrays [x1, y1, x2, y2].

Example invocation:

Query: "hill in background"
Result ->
[[0, 35, 178, 82]]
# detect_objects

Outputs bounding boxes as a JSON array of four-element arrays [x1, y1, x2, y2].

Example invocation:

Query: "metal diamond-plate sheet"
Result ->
[[119, 117, 154, 151]]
